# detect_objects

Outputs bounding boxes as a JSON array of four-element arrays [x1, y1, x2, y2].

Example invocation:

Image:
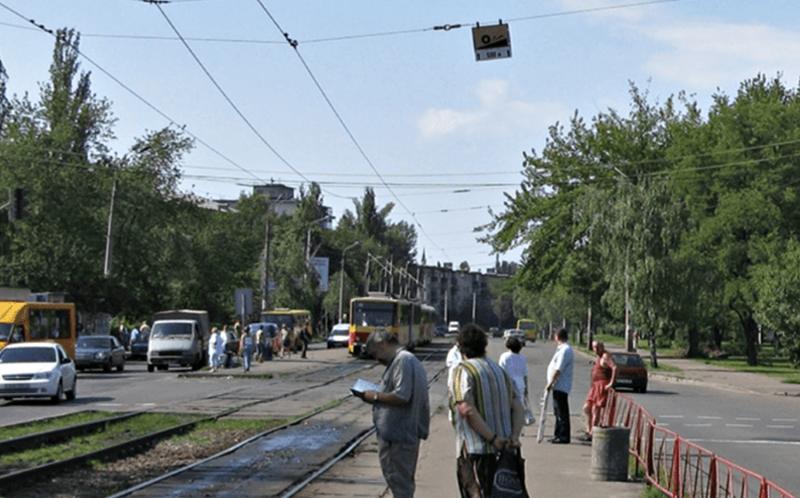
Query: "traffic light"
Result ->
[[7, 188, 26, 221]]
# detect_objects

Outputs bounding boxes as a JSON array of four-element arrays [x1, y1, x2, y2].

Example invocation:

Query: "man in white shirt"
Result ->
[[545, 328, 574, 444], [446, 341, 462, 423]]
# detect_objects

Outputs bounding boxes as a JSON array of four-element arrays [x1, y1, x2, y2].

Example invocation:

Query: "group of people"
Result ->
[[207, 322, 312, 372], [114, 322, 150, 350], [355, 324, 618, 498]]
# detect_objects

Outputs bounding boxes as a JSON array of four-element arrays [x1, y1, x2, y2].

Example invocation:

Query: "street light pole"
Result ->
[[338, 241, 360, 324]]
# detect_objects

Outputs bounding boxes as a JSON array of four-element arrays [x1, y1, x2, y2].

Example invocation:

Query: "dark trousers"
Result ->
[[553, 389, 571, 442]]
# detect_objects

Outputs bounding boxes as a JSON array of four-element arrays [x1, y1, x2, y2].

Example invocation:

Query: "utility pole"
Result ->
[[338, 241, 359, 324], [262, 216, 272, 311], [444, 283, 449, 323], [103, 178, 117, 277], [624, 249, 633, 352], [472, 290, 477, 323]]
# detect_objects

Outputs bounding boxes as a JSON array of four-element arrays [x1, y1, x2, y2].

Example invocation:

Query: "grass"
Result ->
[[650, 362, 683, 375], [0, 411, 113, 442], [698, 356, 800, 384], [640, 485, 666, 498], [156, 417, 285, 447], [0, 413, 197, 468]]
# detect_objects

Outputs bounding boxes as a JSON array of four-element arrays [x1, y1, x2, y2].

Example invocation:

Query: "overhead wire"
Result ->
[[0, 0, 682, 46], [0, 0, 278, 190], [251, 0, 451, 259]]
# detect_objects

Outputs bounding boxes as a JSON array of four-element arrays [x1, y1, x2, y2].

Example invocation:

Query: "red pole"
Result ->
[[708, 456, 718, 498], [671, 437, 682, 498]]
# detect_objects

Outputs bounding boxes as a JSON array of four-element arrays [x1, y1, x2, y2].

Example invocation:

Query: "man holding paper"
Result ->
[[353, 331, 430, 498]]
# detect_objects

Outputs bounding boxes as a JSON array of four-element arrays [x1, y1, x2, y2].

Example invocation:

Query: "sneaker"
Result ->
[[578, 433, 592, 442]]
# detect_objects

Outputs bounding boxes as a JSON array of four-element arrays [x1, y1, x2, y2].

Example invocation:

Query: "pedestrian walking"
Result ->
[[581, 341, 617, 441], [299, 321, 310, 359], [208, 327, 220, 372], [449, 324, 524, 497], [499, 336, 533, 425], [355, 331, 430, 498], [545, 327, 574, 444], [220, 325, 231, 368], [255, 325, 264, 362], [239, 327, 255, 372], [279, 324, 289, 358]]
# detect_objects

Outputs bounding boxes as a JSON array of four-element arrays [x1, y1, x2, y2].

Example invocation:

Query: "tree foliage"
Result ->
[[492, 77, 800, 367]]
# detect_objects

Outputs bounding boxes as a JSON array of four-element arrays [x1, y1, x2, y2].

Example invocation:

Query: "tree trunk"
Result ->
[[648, 330, 659, 369], [743, 316, 759, 366], [711, 325, 723, 351], [686, 327, 701, 358]]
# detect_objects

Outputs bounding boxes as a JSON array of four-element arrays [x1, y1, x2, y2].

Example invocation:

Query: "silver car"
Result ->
[[0, 343, 77, 403]]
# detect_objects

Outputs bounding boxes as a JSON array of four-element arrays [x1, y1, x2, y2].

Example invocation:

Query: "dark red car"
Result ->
[[611, 352, 648, 393]]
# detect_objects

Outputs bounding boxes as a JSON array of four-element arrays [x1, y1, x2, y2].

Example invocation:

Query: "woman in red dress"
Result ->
[[581, 341, 617, 441]]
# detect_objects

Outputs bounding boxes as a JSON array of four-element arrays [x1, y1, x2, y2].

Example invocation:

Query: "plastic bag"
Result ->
[[491, 449, 529, 498]]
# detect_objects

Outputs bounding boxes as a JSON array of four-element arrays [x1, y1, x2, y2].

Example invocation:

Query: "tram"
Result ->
[[348, 294, 436, 356]]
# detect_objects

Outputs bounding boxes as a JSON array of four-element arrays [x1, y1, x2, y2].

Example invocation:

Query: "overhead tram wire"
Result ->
[[148, 1, 352, 200], [0, 1, 272, 188], [252, 0, 450, 260], [1, 0, 681, 46]]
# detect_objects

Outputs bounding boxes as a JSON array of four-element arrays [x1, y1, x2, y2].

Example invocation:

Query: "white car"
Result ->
[[0, 343, 77, 403], [503, 329, 527, 347], [327, 323, 350, 348]]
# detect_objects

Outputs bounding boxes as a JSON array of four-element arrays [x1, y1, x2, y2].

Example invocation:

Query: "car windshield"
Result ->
[[613, 354, 645, 367], [0, 323, 13, 341], [152, 322, 193, 338], [0, 347, 56, 363], [77, 337, 112, 349], [330, 325, 349, 335], [354, 303, 394, 327]]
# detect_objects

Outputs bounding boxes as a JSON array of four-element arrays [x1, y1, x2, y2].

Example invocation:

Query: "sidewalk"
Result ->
[[650, 358, 800, 397], [300, 371, 644, 498]]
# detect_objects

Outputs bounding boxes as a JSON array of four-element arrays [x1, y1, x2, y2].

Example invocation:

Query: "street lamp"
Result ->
[[306, 214, 334, 262], [338, 241, 360, 324]]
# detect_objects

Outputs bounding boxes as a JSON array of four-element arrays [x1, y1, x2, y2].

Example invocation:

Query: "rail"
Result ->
[[600, 389, 796, 498]]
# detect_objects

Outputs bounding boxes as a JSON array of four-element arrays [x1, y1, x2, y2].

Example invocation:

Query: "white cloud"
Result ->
[[643, 22, 800, 88], [417, 80, 565, 139]]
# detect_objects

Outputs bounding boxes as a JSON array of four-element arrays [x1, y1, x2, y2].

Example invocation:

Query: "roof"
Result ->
[[262, 309, 310, 315], [0, 302, 27, 323], [3, 342, 59, 349]]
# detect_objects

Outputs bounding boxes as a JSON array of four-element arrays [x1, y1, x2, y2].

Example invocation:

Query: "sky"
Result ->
[[1, 0, 798, 271]]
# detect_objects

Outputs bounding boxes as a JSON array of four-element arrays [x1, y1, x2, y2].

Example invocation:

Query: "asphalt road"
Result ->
[[0, 343, 337, 426], [495, 338, 799, 495]]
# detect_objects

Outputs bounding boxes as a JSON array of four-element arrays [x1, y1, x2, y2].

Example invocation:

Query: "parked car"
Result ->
[[0, 343, 77, 403], [327, 323, 350, 348], [611, 352, 648, 393], [76, 335, 126, 372], [434, 325, 447, 337], [489, 327, 502, 338], [447, 321, 460, 336], [503, 328, 527, 346], [129, 332, 149, 360]]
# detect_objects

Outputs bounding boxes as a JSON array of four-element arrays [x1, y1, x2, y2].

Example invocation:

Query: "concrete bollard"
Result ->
[[590, 426, 630, 481]]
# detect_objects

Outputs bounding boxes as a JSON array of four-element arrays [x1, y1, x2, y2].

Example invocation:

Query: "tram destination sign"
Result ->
[[472, 23, 511, 61]]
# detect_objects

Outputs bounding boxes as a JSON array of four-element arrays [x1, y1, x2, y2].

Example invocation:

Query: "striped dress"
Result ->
[[449, 356, 514, 455]]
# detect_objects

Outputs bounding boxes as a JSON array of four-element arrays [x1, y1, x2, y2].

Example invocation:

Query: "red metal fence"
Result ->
[[600, 389, 796, 498]]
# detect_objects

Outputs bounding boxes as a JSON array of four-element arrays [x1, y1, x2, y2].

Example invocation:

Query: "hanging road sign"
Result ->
[[472, 23, 511, 62]]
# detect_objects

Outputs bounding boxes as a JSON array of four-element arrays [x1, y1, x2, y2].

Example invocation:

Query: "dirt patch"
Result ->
[[9, 419, 283, 498]]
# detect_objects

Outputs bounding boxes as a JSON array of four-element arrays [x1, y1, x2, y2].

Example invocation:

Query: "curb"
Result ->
[[648, 372, 800, 398]]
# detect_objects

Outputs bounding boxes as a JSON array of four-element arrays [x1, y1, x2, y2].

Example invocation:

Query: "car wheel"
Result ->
[[103, 362, 112, 373], [158, 364, 168, 371], [66, 378, 77, 401], [147, 364, 155, 373], [51, 380, 63, 404], [639, 384, 647, 394], [116, 363, 124, 372]]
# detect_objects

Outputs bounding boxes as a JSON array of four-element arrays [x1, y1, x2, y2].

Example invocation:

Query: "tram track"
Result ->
[[106, 347, 447, 498], [0, 358, 381, 497]]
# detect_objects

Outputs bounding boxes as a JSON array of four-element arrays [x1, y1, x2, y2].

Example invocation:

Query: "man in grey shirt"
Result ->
[[355, 331, 430, 498]]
